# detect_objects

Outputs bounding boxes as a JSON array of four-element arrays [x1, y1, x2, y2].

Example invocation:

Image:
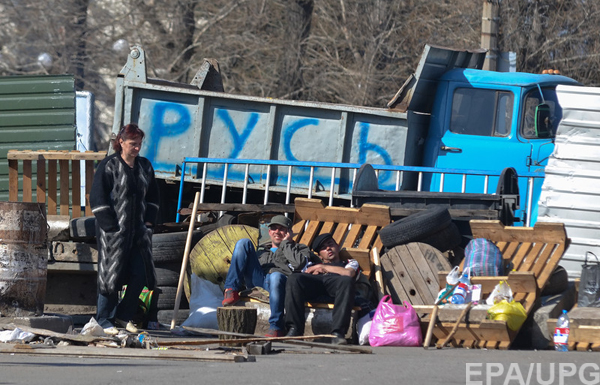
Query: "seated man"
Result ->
[[284, 233, 374, 345], [222, 215, 318, 337]]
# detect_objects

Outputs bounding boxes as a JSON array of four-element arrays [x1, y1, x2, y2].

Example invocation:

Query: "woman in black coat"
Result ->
[[90, 123, 160, 335]]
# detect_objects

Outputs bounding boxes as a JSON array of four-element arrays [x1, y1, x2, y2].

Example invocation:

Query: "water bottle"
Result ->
[[554, 310, 570, 352], [450, 273, 471, 304]]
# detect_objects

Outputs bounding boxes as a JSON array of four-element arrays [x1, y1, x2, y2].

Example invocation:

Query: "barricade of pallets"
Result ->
[[7, 150, 106, 218]]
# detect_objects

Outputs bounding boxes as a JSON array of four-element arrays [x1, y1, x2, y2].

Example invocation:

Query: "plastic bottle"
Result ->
[[450, 273, 471, 304], [554, 310, 570, 352], [436, 266, 461, 304]]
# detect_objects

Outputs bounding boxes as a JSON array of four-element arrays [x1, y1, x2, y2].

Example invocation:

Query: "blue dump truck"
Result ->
[[111, 45, 579, 227]]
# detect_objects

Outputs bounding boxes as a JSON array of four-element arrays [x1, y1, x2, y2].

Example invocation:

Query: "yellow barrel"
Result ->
[[0, 202, 47, 316]]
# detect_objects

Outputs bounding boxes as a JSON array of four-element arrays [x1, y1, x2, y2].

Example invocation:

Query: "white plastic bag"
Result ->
[[0, 327, 35, 343], [181, 274, 224, 329], [486, 280, 513, 305], [80, 317, 105, 336], [357, 310, 375, 346]]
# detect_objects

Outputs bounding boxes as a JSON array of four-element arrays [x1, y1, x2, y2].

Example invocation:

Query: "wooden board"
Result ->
[[188, 225, 259, 293], [0, 343, 247, 362], [380, 243, 452, 305]]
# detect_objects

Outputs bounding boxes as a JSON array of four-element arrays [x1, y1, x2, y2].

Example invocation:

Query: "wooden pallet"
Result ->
[[8, 150, 106, 218], [416, 220, 568, 349], [291, 198, 391, 277]]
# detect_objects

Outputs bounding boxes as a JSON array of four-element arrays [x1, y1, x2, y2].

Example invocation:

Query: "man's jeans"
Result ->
[[224, 239, 287, 331]]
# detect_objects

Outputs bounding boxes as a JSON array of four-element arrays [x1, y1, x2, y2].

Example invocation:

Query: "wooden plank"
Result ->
[[37, 158, 46, 204], [332, 223, 349, 245], [320, 221, 335, 235], [357, 225, 378, 249], [342, 248, 370, 276], [59, 159, 70, 216], [47, 159, 58, 215], [71, 160, 81, 218], [0, 343, 245, 362], [342, 223, 362, 249], [8, 159, 19, 201], [471, 220, 567, 244], [22, 160, 32, 202], [85, 159, 94, 216], [298, 220, 320, 247], [293, 198, 326, 221]]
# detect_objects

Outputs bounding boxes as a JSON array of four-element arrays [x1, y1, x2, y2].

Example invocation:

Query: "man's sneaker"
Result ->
[[103, 327, 119, 336], [265, 328, 285, 338], [222, 289, 240, 306]]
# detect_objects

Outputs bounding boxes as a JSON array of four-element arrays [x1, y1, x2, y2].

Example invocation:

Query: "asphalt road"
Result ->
[[0, 344, 597, 385]]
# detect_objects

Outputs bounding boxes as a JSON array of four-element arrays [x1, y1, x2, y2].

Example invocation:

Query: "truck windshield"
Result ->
[[449, 88, 513, 137], [521, 87, 561, 139]]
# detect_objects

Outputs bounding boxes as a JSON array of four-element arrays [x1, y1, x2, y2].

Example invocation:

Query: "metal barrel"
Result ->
[[0, 202, 47, 317]]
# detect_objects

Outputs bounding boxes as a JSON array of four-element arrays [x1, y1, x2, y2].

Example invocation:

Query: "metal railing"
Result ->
[[175, 157, 545, 226]]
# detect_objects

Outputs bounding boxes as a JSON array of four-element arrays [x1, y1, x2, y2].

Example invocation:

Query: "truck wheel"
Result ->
[[418, 222, 463, 253], [155, 286, 189, 310], [152, 230, 204, 263], [378, 207, 452, 249]]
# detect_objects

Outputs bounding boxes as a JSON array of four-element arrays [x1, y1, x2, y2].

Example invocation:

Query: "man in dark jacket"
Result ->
[[284, 233, 373, 345], [222, 215, 320, 337]]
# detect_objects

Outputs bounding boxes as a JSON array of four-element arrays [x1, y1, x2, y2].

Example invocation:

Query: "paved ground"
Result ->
[[0, 340, 598, 385]]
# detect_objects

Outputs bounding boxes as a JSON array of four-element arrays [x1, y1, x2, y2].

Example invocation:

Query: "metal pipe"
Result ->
[[264, 165, 271, 204], [526, 177, 534, 227], [175, 161, 187, 223], [242, 163, 249, 204], [286, 166, 293, 205], [200, 162, 207, 203], [329, 167, 336, 207], [308, 167, 314, 199]]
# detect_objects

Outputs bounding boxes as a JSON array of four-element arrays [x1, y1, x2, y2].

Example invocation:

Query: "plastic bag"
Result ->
[[181, 274, 224, 329], [463, 238, 504, 276], [488, 299, 527, 331], [81, 317, 105, 337], [357, 310, 375, 346], [486, 280, 513, 305], [368, 295, 422, 347], [578, 252, 600, 307]]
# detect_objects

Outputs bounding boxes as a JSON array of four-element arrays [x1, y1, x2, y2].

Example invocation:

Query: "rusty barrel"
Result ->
[[0, 202, 47, 317]]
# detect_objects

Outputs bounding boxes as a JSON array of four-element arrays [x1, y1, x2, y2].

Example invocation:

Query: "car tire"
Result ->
[[152, 230, 204, 264], [157, 309, 190, 326], [379, 207, 452, 248], [156, 286, 189, 310], [418, 222, 463, 253]]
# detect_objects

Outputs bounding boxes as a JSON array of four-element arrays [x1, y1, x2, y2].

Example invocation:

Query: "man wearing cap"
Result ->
[[284, 233, 372, 345], [222, 215, 319, 337]]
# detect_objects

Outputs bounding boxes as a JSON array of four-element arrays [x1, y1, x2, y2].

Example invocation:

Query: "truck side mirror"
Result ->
[[535, 103, 552, 139]]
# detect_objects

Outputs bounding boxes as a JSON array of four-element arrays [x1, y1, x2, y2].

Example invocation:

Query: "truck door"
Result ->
[[430, 86, 532, 195], [518, 87, 562, 223]]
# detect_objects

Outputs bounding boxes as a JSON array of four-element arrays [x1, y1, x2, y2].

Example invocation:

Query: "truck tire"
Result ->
[[418, 222, 463, 253], [155, 264, 181, 286], [152, 230, 204, 263], [156, 286, 189, 310], [157, 309, 189, 326], [379, 207, 452, 249]]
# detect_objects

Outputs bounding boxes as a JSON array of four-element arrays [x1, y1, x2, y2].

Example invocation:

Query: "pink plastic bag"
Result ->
[[368, 295, 423, 347]]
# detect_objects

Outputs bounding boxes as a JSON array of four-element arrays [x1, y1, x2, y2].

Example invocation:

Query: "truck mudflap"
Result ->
[[351, 164, 519, 226]]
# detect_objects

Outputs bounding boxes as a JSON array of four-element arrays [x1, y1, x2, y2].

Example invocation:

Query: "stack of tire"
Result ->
[[152, 230, 204, 326], [378, 207, 463, 252]]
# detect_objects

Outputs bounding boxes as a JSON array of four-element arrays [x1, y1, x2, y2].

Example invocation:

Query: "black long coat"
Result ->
[[90, 153, 160, 295]]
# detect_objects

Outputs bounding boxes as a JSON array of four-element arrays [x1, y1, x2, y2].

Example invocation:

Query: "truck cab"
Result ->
[[421, 69, 580, 224]]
